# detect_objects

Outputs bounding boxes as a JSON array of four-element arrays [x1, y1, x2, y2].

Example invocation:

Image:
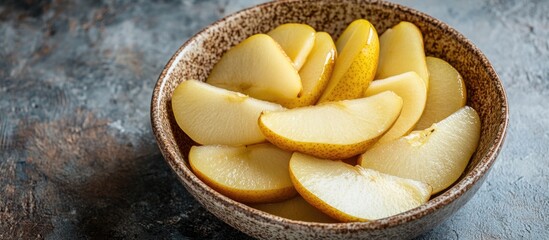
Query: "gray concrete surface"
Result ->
[[1, 0, 547, 239]]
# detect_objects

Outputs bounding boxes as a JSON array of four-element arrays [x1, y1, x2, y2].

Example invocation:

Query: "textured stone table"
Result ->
[[1, 0, 547, 239]]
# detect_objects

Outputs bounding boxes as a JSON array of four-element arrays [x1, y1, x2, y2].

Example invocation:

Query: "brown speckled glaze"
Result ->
[[151, 0, 509, 239]]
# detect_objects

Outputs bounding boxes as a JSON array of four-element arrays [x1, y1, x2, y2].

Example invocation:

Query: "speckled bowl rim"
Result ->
[[151, 0, 509, 233]]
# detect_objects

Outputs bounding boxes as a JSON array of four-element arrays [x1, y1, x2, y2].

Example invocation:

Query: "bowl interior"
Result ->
[[151, 0, 508, 238]]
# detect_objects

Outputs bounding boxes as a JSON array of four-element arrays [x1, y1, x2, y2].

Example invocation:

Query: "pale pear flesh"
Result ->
[[206, 34, 302, 102], [415, 57, 467, 130], [250, 196, 337, 223], [289, 152, 432, 222], [259, 91, 403, 159], [279, 32, 336, 108], [359, 106, 481, 194], [268, 23, 316, 71], [364, 72, 427, 143], [189, 143, 296, 203], [318, 19, 379, 103], [376, 21, 429, 88], [171, 80, 284, 146], [173, 20, 481, 222]]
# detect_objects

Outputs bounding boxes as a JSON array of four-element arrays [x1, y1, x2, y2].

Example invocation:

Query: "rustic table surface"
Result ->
[[1, 0, 548, 239]]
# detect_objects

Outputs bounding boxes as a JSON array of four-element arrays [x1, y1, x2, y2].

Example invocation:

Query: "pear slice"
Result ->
[[414, 57, 467, 130], [289, 152, 432, 222], [364, 72, 427, 143], [376, 22, 429, 88], [268, 23, 316, 71], [259, 91, 403, 159], [189, 143, 296, 203], [359, 106, 481, 194], [250, 196, 337, 223], [171, 80, 284, 146], [317, 19, 379, 103], [206, 34, 302, 103], [279, 32, 337, 108]]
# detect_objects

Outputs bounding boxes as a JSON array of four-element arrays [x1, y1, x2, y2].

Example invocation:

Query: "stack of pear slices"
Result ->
[[171, 20, 480, 223]]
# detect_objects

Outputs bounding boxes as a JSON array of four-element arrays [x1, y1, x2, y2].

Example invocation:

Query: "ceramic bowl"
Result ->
[[151, 0, 508, 239]]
